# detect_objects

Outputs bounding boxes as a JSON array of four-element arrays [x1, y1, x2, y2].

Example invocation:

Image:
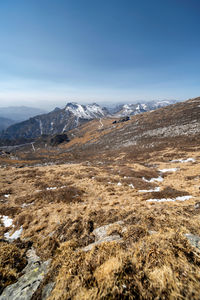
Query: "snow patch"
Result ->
[[39, 120, 43, 135], [129, 184, 134, 188], [171, 158, 195, 163], [159, 168, 178, 173], [21, 202, 34, 208], [1, 215, 13, 227], [65, 103, 105, 119], [46, 186, 66, 191], [4, 226, 23, 240], [46, 187, 57, 190], [142, 176, 163, 183], [147, 195, 193, 203], [139, 187, 160, 193], [117, 182, 122, 186]]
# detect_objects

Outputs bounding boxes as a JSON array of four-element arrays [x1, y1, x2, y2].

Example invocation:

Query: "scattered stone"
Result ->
[[184, 233, 200, 251], [148, 230, 157, 235], [82, 221, 124, 252], [194, 202, 200, 209], [112, 116, 130, 124]]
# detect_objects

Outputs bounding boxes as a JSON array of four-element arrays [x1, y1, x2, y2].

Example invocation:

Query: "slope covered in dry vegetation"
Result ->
[[0, 98, 200, 299]]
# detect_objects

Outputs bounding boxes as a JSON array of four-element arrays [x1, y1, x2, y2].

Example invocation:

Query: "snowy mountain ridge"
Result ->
[[65, 103, 107, 119], [113, 100, 177, 117]]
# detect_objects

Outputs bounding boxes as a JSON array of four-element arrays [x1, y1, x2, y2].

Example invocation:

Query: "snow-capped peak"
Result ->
[[65, 103, 106, 119], [114, 100, 177, 117]]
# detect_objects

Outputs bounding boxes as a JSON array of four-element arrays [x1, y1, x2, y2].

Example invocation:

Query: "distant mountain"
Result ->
[[112, 100, 178, 117], [0, 106, 46, 122], [0, 103, 108, 144], [65, 102, 108, 119], [0, 100, 179, 145], [0, 117, 15, 132]]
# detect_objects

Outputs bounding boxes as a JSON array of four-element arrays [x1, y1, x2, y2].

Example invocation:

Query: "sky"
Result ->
[[0, 0, 200, 109]]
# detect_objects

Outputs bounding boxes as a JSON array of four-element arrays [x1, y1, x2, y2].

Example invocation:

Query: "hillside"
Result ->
[[0, 97, 200, 299]]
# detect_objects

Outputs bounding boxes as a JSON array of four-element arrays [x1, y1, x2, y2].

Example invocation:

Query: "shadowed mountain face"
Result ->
[[0, 103, 108, 144], [0, 100, 178, 145], [0, 117, 15, 132]]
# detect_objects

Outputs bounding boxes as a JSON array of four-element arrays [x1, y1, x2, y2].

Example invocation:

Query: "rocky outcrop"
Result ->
[[82, 221, 124, 252], [185, 233, 200, 251], [50, 133, 70, 146], [0, 248, 51, 300]]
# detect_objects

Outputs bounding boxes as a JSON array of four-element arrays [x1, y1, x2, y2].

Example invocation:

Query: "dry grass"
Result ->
[[47, 231, 200, 300], [0, 241, 27, 293], [0, 142, 200, 298]]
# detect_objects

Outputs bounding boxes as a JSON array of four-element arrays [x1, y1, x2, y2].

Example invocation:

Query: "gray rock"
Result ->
[[83, 234, 122, 252], [42, 282, 55, 300], [93, 221, 124, 241], [185, 233, 200, 250], [82, 221, 124, 252], [0, 248, 50, 300], [148, 230, 157, 235]]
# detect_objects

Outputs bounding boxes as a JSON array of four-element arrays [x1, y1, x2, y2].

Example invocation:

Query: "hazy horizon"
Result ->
[[0, 97, 185, 111], [0, 0, 199, 109]]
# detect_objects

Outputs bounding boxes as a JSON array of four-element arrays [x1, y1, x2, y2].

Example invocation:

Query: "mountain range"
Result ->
[[0, 100, 177, 144], [0, 106, 46, 133]]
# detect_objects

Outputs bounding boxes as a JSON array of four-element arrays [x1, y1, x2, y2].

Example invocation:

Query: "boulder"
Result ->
[[82, 221, 124, 252]]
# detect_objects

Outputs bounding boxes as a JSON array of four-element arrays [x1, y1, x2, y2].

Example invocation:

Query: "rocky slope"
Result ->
[[69, 97, 200, 154]]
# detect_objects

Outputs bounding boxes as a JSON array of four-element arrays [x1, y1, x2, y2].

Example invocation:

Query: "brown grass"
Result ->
[[1, 140, 200, 298], [46, 231, 200, 300]]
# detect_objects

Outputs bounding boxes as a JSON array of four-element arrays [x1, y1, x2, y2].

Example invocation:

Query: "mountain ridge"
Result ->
[[0, 100, 178, 144]]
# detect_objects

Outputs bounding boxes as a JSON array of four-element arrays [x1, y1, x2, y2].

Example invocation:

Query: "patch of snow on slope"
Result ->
[[39, 120, 43, 135], [143, 176, 163, 183], [1, 215, 13, 227], [147, 195, 193, 202], [86, 104, 105, 117], [65, 103, 105, 119], [139, 187, 160, 193], [46, 186, 66, 191], [159, 168, 178, 173], [4, 226, 23, 240], [171, 158, 195, 163], [129, 184, 134, 188]]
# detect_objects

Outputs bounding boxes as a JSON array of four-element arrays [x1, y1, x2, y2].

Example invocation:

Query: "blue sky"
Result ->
[[0, 0, 200, 109]]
